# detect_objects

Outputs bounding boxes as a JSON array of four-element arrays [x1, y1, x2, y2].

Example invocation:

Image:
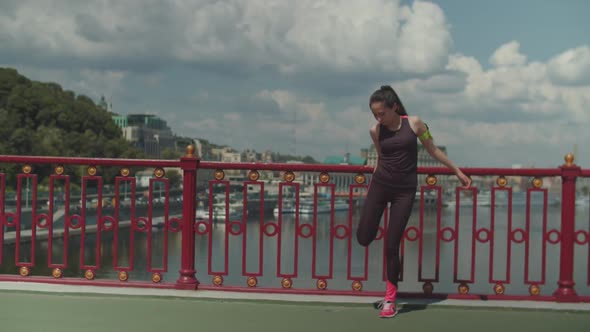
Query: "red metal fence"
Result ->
[[0, 147, 588, 303]]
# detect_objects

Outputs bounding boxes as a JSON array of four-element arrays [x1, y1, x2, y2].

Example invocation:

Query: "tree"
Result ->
[[0, 67, 143, 185], [161, 148, 183, 160], [166, 169, 182, 189]]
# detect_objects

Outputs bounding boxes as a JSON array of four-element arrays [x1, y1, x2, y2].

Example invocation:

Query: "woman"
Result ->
[[357, 85, 471, 318]]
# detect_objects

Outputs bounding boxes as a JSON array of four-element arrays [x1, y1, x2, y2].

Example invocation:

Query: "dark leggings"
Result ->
[[356, 180, 416, 287]]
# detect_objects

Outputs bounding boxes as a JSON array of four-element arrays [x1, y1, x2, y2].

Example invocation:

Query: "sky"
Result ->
[[1, 0, 589, 168]]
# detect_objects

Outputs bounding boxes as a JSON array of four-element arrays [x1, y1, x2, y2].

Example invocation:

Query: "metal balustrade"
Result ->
[[0, 147, 588, 302]]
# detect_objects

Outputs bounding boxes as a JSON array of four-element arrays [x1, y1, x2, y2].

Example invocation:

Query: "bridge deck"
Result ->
[[1, 286, 589, 332]]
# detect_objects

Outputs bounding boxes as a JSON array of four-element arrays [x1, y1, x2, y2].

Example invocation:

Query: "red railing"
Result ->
[[0, 147, 588, 303]]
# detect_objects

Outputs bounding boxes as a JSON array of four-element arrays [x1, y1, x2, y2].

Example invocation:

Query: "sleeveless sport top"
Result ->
[[371, 116, 418, 189]]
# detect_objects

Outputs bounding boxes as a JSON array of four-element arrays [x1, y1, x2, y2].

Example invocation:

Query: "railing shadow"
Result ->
[[397, 304, 429, 314]]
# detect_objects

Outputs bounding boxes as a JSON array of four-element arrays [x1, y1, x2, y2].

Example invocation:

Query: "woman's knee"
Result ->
[[356, 227, 373, 247]]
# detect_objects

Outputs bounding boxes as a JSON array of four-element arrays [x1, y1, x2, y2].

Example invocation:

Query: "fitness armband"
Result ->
[[418, 123, 433, 141]]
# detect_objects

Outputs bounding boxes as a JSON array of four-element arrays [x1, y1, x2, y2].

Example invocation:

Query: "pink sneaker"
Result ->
[[378, 301, 398, 318], [378, 281, 398, 318]]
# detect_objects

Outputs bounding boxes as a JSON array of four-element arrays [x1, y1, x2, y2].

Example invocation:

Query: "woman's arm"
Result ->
[[410, 116, 471, 188], [369, 124, 380, 173]]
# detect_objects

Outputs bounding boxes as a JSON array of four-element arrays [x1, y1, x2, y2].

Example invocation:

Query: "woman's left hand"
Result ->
[[456, 170, 472, 188]]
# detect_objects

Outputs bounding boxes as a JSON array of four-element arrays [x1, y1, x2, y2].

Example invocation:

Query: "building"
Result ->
[[241, 149, 259, 162], [294, 152, 368, 196], [366, 145, 378, 167], [174, 137, 203, 158], [112, 114, 176, 158], [323, 153, 367, 166], [209, 147, 243, 181]]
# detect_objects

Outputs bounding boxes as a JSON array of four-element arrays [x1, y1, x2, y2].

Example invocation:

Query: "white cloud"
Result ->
[[223, 113, 241, 122], [415, 73, 467, 94], [397, 1, 452, 73], [2, 1, 589, 168], [1, 65, 126, 101], [429, 117, 587, 167], [489, 41, 527, 67], [447, 54, 490, 100], [191, 90, 210, 104], [76, 69, 126, 98], [185, 118, 220, 131], [280, 0, 451, 75], [190, 89, 374, 159], [176, 38, 590, 166], [547, 46, 590, 85], [251, 91, 331, 145], [371, 41, 590, 168], [256, 90, 296, 110], [442, 42, 590, 123], [0, 0, 451, 76], [434, 118, 576, 147]]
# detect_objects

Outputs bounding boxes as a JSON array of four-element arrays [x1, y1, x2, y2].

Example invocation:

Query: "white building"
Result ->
[[112, 114, 176, 158]]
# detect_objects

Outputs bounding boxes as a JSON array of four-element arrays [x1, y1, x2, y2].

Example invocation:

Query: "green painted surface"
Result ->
[[0, 291, 589, 332]]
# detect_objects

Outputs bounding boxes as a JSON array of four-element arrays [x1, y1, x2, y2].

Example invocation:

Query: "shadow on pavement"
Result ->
[[372, 298, 444, 315]]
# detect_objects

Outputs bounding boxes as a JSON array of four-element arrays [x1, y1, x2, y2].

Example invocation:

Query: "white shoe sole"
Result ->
[[379, 311, 398, 318]]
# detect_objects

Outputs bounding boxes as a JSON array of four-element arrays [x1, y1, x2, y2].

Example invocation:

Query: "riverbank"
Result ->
[[3, 218, 169, 245]]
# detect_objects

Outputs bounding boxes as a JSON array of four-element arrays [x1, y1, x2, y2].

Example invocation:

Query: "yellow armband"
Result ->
[[418, 123, 433, 141]]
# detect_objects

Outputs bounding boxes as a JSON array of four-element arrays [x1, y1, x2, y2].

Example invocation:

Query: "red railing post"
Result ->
[[175, 145, 200, 290], [553, 153, 581, 302]]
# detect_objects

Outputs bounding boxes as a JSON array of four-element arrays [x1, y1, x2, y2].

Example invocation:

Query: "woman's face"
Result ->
[[370, 101, 397, 126]]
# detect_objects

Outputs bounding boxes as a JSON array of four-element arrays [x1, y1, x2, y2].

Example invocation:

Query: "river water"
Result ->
[[2, 193, 589, 297]]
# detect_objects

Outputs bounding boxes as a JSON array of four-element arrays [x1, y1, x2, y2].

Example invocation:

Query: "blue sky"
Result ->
[[1, 0, 589, 168], [436, 0, 590, 64]]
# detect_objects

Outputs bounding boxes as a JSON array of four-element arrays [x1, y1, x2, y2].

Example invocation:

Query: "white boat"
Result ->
[[415, 191, 446, 208], [475, 191, 499, 206], [444, 191, 493, 209], [445, 190, 561, 209], [273, 201, 298, 216], [511, 192, 560, 206], [196, 209, 208, 220], [576, 196, 590, 207], [197, 202, 245, 221], [299, 199, 349, 214], [273, 199, 349, 215]]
